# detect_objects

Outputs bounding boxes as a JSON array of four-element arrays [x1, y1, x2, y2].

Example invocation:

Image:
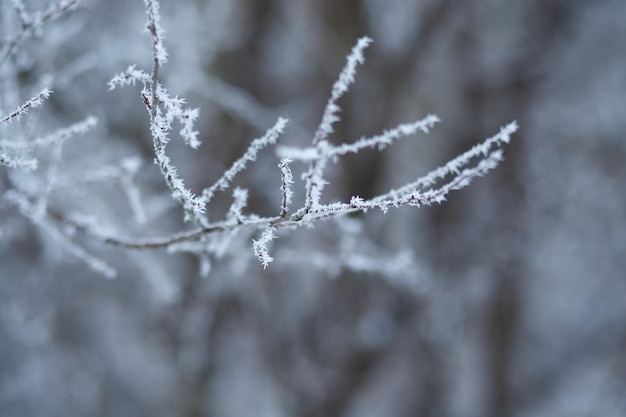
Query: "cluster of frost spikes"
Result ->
[[101, 0, 517, 270]]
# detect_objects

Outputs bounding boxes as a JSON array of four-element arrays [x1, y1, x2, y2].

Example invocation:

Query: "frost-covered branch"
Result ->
[[1, 116, 97, 150], [103, 17, 516, 270], [198, 117, 288, 217], [109, 1, 203, 221], [5, 190, 117, 278], [252, 226, 276, 268], [313, 37, 373, 146], [302, 37, 373, 213], [143, 0, 167, 117], [1, 113, 96, 171], [0, 153, 37, 170], [331, 115, 440, 156], [279, 158, 294, 218], [374, 121, 517, 202], [0, 88, 51, 126], [0, 0, 79, 66]]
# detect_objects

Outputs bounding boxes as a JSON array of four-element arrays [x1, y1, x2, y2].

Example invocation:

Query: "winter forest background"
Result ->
[[1, 0, 625, 416]]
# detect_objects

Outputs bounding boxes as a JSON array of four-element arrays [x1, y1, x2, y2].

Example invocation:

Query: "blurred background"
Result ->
[[1, 0, 625, 416]]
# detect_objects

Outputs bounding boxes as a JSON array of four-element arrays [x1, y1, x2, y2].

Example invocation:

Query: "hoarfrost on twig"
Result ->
[[3, 0, 517, 275]]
